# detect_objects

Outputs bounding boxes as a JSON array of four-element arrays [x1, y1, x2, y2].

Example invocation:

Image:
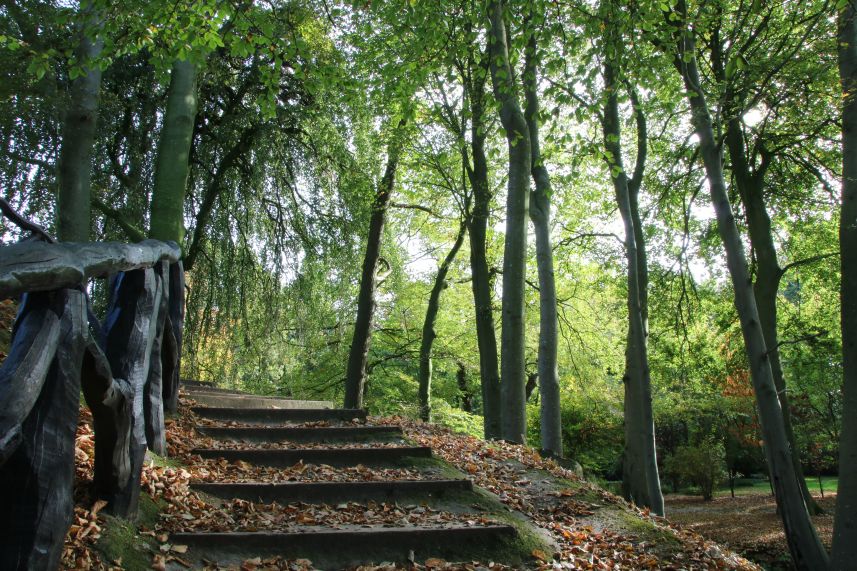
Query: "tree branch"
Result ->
[[0, 196, 54, 243]]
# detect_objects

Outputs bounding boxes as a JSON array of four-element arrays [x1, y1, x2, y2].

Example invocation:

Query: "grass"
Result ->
[[663, 476, 839, 498]]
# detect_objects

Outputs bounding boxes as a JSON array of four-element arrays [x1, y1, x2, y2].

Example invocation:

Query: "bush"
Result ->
[[663, 438, 727, 500]]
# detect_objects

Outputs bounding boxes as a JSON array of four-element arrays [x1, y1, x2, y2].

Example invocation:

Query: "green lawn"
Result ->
[[660, 477, 839, 498]]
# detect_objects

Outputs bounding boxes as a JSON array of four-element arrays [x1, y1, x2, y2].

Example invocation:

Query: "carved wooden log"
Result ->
[[81, 332, 133, 498], [163, 261, 184, 413], [0, 292, 63, 464], [144, 261, 168, 455], [0, 239, 180, 299], [0, 289, 87, 570], [100, 268, 161, 517]]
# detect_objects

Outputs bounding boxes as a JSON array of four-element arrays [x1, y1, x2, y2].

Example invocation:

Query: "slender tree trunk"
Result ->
[[523, 29, 562, 458], [466, 74, 502, 439], [419, 220, 467, 421], [457, 362, 473, 413], [673, 14, 828, 568], [344, 123, 407, 409], [56, 5, 102, 242], [724, 118, 823, 515], [834, 2, 857, 567], [149, 59, 198, 246], [487, 0, 531, 444], [602, 61, 664, 516]]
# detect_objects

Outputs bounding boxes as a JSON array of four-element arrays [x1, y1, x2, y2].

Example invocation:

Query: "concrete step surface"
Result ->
[[191, 445, 433, 467], [191, 478, 473, 504], [196, 425, 403, 443], [189, 393, 333, 410], [192, 407, 367, 425], [169, 524, 517, 568]]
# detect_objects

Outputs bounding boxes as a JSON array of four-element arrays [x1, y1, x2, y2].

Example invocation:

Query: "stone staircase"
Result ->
[[172, 381, 519, 569]]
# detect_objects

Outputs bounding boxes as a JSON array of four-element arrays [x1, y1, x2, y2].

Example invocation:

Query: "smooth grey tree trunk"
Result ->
[[487, 0, 531, 444], [724, 118, 822, 515], [523, 30, 562, 458], [834, 2, 857, 567], [344, 124, 407, 409], [465, 66, 502, 439], [150, 59, 198, 246], [419, 220, 468, 421], [673, 12, 828, 568], [56, 5, 102, 242], [602, 61, 663, 515]]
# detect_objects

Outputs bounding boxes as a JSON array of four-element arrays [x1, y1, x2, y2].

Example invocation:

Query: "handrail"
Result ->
[[0, 239, 181, 299], [0, 202, 185, 570]]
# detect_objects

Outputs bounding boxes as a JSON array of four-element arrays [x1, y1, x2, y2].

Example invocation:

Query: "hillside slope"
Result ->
[[62, 398, 758, 570]]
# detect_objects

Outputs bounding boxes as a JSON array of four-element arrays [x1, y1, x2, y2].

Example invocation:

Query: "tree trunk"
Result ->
[[834, 2, 857, 567], [344, 122, 407, 409], [602, 61, 664, 516], [466, 71, 502, 439], [419, 220, 467, 421], [523, 28, 562, 458], [457, 362, 473, 413], [56, 5, 102, 242], [724, 117, 822, 515], [487, 0, 531, 444], [149, 59, 198, 246], [674, 14, 828, 568]]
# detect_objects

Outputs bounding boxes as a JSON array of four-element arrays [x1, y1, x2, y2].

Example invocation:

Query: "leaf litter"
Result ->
[[62, 398, 761, 570]]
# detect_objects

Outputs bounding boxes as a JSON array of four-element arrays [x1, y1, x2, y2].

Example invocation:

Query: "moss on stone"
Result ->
[[94, 495, 163, 570]]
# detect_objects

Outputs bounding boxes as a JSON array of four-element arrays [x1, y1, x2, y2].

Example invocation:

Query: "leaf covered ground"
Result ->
[[664, 493, 835, 570], [62, 399, 761, 570]]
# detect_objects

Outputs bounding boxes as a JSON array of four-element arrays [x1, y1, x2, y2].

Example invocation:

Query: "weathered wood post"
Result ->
[[0, 290, 87, 570]]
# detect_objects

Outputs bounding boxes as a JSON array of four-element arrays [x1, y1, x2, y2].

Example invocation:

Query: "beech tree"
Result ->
[[665, 0, 828, 566], [486, 0, 532, 444], [522, 6, 562, 457], [834, 0, 857, 566], [600, 7, 663, 512]]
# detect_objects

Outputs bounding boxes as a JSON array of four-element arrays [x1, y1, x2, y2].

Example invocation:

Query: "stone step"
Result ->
[[180, 379, 216, 388], [197, 425, 403, 443], [192, 407, 366, 424], [189, 393, 333, 410], [182, 385, 251, 395], [169, 525, 517, 568], [191, 446, 432, 467], [191, 479, 472, 503]]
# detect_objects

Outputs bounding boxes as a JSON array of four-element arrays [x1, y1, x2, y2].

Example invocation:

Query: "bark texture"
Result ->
[[419, 220, 467, 421], [674, 11, 827, 568], [150, 59, 198, 246], [723, 117, 821, 515], [57, 6, 102, 243], [523, 29, 562, 458], [344, 124, 406, 409], [163, 261, 185, 414], [465, 65, 502, 439], [834, 2, 857, 566], [0, 290, 86, 571], [487, 0, 531, 444], [0, 239, 180, 299], [100, 268, 162, 517], [602, 62, 663, 516]]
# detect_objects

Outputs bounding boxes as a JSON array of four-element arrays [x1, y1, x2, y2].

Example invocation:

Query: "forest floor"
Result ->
[[664, 492, 835, 570], [61, 397, 761, 571]]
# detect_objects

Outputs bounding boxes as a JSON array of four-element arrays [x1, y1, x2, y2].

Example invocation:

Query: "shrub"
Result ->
[[663, 438, 727, 500]]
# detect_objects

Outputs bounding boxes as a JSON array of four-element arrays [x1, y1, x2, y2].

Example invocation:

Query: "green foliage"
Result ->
[[663, 438, 728, 501], [431, 400, 485, 439]]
